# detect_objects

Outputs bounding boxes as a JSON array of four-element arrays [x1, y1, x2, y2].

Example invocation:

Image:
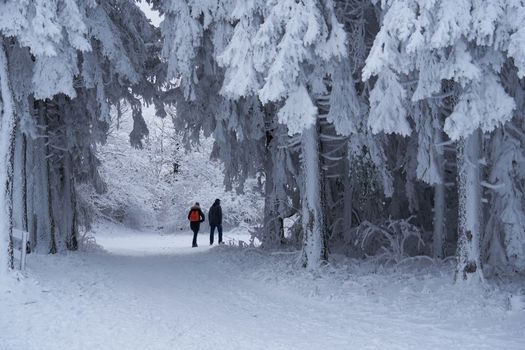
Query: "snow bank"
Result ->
[[3, 222, 522, 350]]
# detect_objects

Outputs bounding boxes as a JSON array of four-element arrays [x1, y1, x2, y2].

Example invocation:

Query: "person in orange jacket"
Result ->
[[188, 202, 205, 247]]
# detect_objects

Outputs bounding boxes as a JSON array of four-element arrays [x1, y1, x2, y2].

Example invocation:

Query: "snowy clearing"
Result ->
[[2, 222, 524, 350]]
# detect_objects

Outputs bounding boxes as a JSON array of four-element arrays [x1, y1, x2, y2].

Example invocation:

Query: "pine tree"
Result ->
[[0, 0, 162, 263], [363, 0, 524, 282]]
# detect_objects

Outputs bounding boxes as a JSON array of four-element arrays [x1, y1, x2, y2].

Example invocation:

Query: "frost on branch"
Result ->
[[444, 73, 515, 140], [368, 69, 411, 136], [32, 48, 78, 99], [352, 218, 426, 265], [217, 16, 259, 99], [160, 0, 202, 99], [86, 4, 140, 85], [278, 85, 318, 136]]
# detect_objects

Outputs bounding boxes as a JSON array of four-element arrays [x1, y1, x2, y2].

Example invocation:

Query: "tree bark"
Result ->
[[0, 44, 17, 275], [343, 147, 353, 234], [433, 181, 446, 259], [433, 126, 446, 259], [300, 123, 326, 268], [262, 109, 288, 249], [31, 101, 53, 253], [13, 128, 28, 232], [455, 129, 484, 283], [262, 165, 283, 248]]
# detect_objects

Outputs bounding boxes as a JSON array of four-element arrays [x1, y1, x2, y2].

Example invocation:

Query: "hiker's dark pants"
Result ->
[[210, 225, 223, 244], [190, 222, 200, 246]]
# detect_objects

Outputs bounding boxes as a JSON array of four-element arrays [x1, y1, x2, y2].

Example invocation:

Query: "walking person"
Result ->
[[208, 199, 223, 245], [188, 202, 205, 247]]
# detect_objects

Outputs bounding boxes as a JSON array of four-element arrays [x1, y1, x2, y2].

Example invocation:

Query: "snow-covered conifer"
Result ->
[[363, 0, 525, 281], [0, 0, 162, 260]]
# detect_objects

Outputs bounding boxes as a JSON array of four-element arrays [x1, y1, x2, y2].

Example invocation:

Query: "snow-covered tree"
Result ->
[[219, 0, 347, 267], [485, 62, 525, 273], [155, 0, 347, 267], [0, 0, 162, 267], [5, 0, 525, 284], [363, 0, 525, 282]]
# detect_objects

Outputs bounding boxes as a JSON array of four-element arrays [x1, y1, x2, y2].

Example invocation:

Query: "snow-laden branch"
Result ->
[[480, 181, 505, 190]]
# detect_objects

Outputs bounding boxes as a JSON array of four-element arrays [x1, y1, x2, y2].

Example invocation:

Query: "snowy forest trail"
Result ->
[[2, 224, 524, 350]]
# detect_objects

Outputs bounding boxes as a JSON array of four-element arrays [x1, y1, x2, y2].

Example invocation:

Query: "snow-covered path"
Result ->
[[2, 224, 524, 350]]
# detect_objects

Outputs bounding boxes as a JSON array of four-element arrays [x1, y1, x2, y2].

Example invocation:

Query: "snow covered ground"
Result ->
[[2, 221, 524, 350]]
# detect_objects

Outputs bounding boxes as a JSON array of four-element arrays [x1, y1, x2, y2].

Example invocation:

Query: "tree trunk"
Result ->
[[262, 167, 283, 248], [343, 147, 353, 234], [300, 123, 326, 268], [13, 128, 28, 232], [31, 101, 53, 253], [65, 153, 78, 250], [433, 181, 446, 259], [455, 129, 484, 283], [262, 111, 288, 249], [47, 166, 57, 254], [433, 126, 446, 259], [0, 44, 17, 275]]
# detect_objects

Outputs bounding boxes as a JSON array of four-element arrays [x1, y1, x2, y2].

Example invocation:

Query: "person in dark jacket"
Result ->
[[208, 199, 223, 245], [188, 202, 205, 247]]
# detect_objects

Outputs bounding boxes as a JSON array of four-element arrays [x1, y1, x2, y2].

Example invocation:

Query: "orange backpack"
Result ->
[[189, 209, 200, 222]]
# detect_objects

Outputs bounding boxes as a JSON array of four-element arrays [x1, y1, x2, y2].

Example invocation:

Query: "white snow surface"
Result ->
[[2, 221, 524, 350]]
